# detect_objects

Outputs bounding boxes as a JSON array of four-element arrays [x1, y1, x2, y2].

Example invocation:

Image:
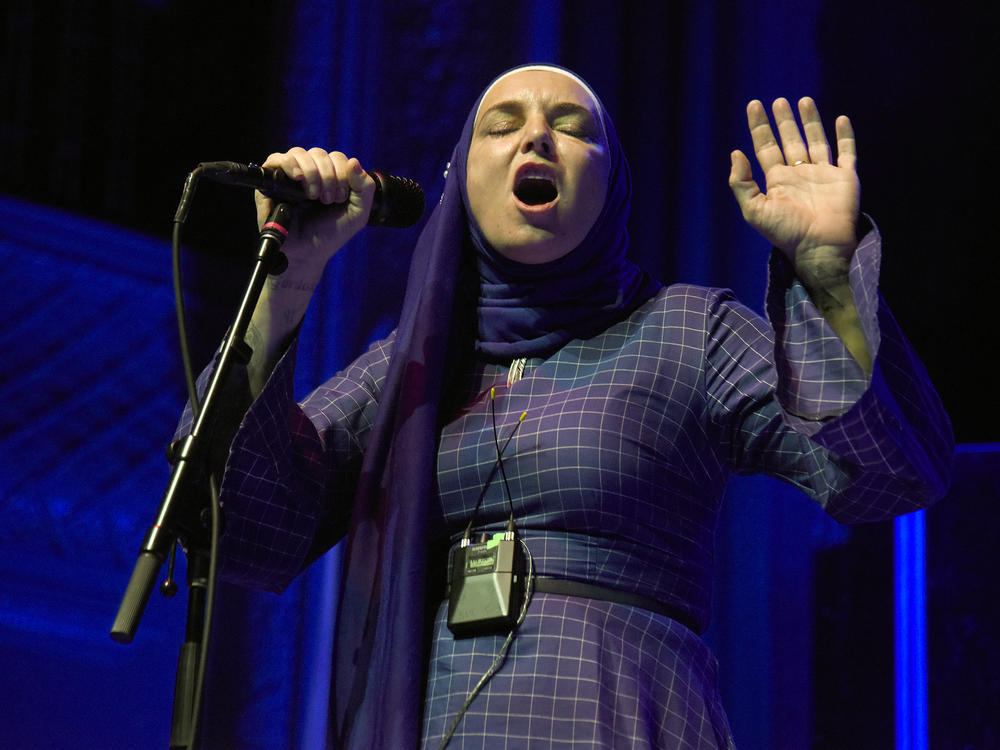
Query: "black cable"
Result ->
[[184, 474, 219, 750], [169, 170, 219, 749], [172, 170, 202, 416], [460, 389, 526, 543], [490, 388, 519, 527], [436, 540, 534, 750], [438, 389, 532, 749]]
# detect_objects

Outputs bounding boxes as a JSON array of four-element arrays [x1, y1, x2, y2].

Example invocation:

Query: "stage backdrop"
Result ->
[[1, 1, 997, 749]]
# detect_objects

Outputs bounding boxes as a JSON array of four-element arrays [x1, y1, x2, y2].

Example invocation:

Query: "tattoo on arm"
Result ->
[[268, 277, 317, 293], [245, 321, 264, 352], [809, 286, 847, 316], [798, 257, 852, 315]]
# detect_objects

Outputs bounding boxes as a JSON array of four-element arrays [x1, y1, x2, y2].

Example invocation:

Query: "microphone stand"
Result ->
[[110, 202, 294, 749]]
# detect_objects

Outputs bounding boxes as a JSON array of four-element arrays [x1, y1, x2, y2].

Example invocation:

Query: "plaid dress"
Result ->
[[205, 235, 952, 748]]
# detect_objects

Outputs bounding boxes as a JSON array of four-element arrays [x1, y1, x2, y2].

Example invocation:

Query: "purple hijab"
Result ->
[[330, 65, 660, 748]]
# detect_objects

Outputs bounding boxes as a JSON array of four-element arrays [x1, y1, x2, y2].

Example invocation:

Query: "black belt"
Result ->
[[531, 577, 701, 633], [442, 575, 700, 634]]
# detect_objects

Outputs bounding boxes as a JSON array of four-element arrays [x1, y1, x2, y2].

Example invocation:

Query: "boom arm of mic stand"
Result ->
[[111, 203, 293, 644]]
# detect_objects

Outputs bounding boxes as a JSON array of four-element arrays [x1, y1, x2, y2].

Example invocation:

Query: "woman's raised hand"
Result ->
[[729, 98, 872, 373], [729, 97, 860, 287]]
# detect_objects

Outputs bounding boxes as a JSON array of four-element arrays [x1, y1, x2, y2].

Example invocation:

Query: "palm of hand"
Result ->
[[753, 161, 860, 259]]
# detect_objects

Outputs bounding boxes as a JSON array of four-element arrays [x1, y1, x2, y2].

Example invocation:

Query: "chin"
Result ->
[[488, 221, 571, 263], [495, 238, 572, 264]]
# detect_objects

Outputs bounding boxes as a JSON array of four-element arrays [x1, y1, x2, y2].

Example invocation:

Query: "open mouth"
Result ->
[[514, 175, 558, 206]]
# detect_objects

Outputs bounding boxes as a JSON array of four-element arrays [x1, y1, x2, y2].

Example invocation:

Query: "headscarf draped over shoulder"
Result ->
[[330, 64, 660, 749]]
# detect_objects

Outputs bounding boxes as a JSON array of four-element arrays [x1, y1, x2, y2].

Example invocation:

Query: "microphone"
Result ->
[[197, 160, 425, 228]]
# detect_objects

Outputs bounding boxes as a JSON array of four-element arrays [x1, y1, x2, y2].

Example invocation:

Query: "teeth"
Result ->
[[518, 167, 553, 183]]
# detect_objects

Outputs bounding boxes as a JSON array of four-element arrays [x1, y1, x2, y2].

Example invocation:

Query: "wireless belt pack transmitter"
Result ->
[[447, 531, 526, 638]]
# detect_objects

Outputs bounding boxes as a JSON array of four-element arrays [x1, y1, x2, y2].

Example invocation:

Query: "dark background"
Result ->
[[1, 2, 997, 749], [2, 1, 997, 439], [0, 0, 998, 441]]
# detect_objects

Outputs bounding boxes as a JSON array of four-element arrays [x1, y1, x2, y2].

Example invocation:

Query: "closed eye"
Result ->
[[487, 124, 519, 137], [550, 104, 600, 142], [555, 123, 595, 141]]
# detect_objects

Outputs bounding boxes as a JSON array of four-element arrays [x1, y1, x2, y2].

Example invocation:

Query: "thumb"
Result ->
[[255, 190, 274, 231], [728, 150, 762, 218]]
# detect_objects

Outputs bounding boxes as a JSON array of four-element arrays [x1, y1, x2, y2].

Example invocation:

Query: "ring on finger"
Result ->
[[791, 159, 808, 166]]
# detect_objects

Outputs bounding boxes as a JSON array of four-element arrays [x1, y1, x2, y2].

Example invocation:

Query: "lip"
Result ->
[[512, 161, 560, 213]]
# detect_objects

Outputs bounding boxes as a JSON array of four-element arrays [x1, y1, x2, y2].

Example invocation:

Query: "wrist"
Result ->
[[793, 245, 853, 294], [793, 251, 873, 376]]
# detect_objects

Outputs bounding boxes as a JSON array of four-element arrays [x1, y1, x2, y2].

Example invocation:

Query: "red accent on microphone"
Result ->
[[262, 220, 289, 236]]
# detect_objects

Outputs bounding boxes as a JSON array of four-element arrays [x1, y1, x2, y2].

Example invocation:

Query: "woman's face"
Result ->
[[466, 69, 611, 264]]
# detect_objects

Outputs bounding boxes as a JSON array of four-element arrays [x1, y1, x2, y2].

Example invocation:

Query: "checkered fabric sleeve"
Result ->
[[175, 333, 396, 592], [759, 225, 954, 521]]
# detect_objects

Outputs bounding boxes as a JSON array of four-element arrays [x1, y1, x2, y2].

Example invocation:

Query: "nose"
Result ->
[[521, 117, 554, 158]]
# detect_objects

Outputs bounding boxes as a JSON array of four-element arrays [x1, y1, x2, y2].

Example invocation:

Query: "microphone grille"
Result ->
[[368, 172, 425, 228]]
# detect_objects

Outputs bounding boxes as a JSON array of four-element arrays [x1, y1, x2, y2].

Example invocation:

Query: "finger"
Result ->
[[772, 97, 809, 165], [254, 190, 272, 230], [309, 147, 342, 204], [286, 146, 335, 200], [797, 97, 831, 165], [264, 146, 311, 178], [746, 100, 786, 172], [330, 151, 368, 206], [344, 157, 375, 205], [254, 151, 291, 227], [835, 115, 857, 172], [261, 151, 287, 169], [263, 146, 319, 198]]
